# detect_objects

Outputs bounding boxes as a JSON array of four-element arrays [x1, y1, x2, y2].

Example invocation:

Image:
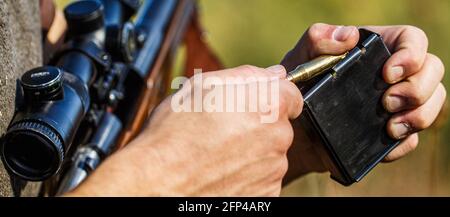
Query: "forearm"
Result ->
[[65, 135, 181, 196]]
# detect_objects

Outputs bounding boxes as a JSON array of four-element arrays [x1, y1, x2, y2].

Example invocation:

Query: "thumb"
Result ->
[[281, 23, 359, 71]]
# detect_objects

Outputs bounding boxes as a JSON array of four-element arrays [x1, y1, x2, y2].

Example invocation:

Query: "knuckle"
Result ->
[[427, 53, 445, 79], [438, 83, 447, 99], [406, 82, 428, 106], [262, 126, 291, 156], [285, 80, 302, 98], [404, 49, 423, 71], [289, 83, 303, 108], [307, 23, 327, 43], [279, 157, 289, 177], [405, 25, 428, 46], [412, 110, 431, 130], [280, 80, 303, 115], [268, 185, 282, 196], [273, 157, 289, 180], [397, 26, 429, 72], [276, 96, 288, 115], [272, 123, 294, 152], [281, 123, 295, 146], [236, 64, 260, 73]]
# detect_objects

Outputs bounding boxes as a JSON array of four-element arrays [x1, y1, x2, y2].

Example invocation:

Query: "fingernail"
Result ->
[[385, 95, 406, 112], [266, 64, 286, 74], [387, 66, 405, 83], [391, 122, 411, 139], [333, 26, 354, 42]]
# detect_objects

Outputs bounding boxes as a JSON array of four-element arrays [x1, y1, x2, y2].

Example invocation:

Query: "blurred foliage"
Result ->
[[56, 0, 450, 196]]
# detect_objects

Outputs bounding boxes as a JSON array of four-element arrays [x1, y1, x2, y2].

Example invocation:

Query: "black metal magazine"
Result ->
[[294, 29, 400, 185]]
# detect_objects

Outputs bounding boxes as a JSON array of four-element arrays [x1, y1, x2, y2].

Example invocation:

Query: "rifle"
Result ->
[[0, 0, 221, 196]]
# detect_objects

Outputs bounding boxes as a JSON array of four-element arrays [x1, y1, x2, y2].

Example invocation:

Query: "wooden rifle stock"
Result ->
[[116, 0, 222, 149]]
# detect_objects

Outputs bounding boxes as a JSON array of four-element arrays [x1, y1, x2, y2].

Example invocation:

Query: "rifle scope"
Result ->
[[0, 0, 133, 181]]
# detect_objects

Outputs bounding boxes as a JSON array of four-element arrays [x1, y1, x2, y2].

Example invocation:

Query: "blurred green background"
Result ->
[[56, 0, 450, 196]]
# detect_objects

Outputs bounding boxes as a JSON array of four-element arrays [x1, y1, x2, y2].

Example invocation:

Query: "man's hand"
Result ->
[[67, 65, 302, 196], [282, 23, 446, 183], [40, 0, 67, 62]]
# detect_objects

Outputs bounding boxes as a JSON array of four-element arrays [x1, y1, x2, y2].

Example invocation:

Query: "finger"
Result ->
[[383, 133, 419, 162], [279, 80, 303, 119], [208, 65, 286, 80], [383, 53, 445, 112], [365, 26, 429, 84], [264, 65, 303, 120], [305, 24, 359, 58], [265, 65, 287, 78], [387, 83, 446, 139], [281, 23, 359, 71], [206, 64, 302, 119]]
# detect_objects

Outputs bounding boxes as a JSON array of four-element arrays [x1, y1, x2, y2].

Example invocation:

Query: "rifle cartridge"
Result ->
[[286, 53, 347, 83]]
